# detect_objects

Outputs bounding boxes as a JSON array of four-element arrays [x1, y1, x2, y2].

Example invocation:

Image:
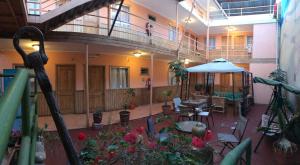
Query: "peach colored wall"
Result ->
[[250, 63, 276, 104], [252, 23, 277, 59], [0, 50, 169, 90]]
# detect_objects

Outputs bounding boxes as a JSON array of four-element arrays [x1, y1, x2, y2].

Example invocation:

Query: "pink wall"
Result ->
[[0, 50, 170, 91], [250, 23, 277, 104], [250, 63, 276, 104], [252, 23, 277, 59]]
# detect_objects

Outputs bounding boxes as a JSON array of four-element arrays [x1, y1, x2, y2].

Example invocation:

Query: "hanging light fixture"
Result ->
[[184, 59, 190, 64], [133, 52, 142, 57], [32, 44, 40, 51]]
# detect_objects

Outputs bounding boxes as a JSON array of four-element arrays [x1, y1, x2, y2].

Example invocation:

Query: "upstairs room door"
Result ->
[[56, 65, 76, 114]]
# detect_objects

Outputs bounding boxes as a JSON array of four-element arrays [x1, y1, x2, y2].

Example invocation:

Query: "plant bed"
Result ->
[[78, 115, 214, 165]]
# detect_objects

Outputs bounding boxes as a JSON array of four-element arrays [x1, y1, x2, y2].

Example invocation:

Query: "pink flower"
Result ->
[[78, 132, 86, 141], [124, 132, 137, 144], [136, 126, 145, 134], [192, 137, 204, 149], [147, 141, 157, 149], [127, 146, 136, 153], [204, 130, 213, 141]]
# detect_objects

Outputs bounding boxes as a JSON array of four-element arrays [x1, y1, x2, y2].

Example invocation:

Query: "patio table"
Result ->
[[175, 121, 207, 134], [181, 99, 207, 108]]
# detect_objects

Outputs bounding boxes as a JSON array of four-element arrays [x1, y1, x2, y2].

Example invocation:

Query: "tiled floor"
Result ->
[[43, 104, 300, 165]]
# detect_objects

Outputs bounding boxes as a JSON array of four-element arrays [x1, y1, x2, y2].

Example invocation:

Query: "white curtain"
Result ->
[[111, 67, 128, 89]]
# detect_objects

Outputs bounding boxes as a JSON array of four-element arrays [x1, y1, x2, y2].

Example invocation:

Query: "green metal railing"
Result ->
[[0, 69, 38, 165], [220, 138, 252, 165]]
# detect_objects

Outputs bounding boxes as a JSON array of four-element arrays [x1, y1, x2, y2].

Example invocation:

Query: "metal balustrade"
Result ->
[[0, 69, 38, 164], [210, 4, 276, 18]]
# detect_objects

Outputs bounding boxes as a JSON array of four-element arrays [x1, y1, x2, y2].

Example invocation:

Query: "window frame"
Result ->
[[110, 4, 130, 29], [109, 66, 130, 89]]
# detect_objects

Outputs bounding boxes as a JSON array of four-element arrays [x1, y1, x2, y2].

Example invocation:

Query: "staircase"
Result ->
[[28, 0, 120, 31]]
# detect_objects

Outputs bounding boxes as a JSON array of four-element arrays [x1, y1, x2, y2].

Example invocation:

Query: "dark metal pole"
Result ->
[[13, 26, 81, 165], [108, 0, 124, 36]]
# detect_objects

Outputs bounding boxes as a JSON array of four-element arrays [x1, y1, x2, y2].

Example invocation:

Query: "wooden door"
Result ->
[[56, 65, 76, 114], [88, 66, 105, 112]]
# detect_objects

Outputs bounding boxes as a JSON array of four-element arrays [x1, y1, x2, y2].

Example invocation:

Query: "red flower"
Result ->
[[127, 146, 136, 153], [124, 132, 137, 144], [159, 146, 167, 151], [78, 132, 86, 141], [93, 156, 102, 164], [204, 130, 213, 141], [107, 151, 116, 160], [136, 126, 145, 134], [147, 141, 157, 149], [192, 137, 204, 149]]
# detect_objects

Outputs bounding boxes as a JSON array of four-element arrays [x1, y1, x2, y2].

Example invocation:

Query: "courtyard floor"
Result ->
[[42, 104, 300, 165]]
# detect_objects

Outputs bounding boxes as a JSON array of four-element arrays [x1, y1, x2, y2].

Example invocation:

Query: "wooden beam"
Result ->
[[5, 0, 19, 27]]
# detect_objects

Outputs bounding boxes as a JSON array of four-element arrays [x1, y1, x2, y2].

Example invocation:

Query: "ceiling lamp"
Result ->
[[133, 52, 142, 57], [226, 26, 237, 32], [32, 44, 40, 51], [184, 59, 190, 65], [184, 17, 193, 23]]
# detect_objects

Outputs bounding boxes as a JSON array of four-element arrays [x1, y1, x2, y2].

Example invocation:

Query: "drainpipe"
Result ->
[[85, 44, 90, 127], [276, 17, 281, 69]]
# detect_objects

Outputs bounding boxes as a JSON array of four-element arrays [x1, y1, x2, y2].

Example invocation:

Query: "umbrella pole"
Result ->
[[187, 72, 191, 100]]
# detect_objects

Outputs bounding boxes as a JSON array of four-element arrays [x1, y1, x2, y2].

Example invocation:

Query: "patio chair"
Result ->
[[146, 116, 170, 142], [217, 116, 249, 155], [173, 97, 194, 121], [196, 104, 215, 128], [212, 96, 226, 113]]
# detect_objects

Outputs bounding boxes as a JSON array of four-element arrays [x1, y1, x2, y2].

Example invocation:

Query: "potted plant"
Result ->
[[169, 60, 188, 96], [93, 109, 102, 124], [119, 104, 130, 127], [126, 88, 136, 109], [161, 90, 172, 115]]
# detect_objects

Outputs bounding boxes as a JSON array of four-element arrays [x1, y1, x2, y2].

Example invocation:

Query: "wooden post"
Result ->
[[149, 54, 154, 116], [187, 72, 191, 100], [232, 73, 235, 101], [85, 44, 90, 127]]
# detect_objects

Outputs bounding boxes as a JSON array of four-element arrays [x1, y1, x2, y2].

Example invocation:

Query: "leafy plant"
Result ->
[[169, 60, 188, 96], [161, 90, 172, 106], [269, 68, 287, 83]]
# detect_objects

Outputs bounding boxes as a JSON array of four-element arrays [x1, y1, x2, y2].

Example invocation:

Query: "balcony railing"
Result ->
[[53, 7, 207, 61], [208, 44, 252, 62], [210, 4, 276, 18], [0, 69, 38, 164]]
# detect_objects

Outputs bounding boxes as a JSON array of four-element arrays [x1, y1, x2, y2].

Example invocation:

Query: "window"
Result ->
[[209, 37, 216, 50], [28, 0, 40, 15], [168, 25, 176, 41], [148, 15, 156, 22], [246, 36, 253, 49], [110, 67, 129, 89], [74, 17, 83, 32], [111, 4, 130, 28]]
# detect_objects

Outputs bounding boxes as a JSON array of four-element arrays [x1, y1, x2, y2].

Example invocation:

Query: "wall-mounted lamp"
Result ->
[[32, 44, 40, 51], [133, 52, 142, 57]]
